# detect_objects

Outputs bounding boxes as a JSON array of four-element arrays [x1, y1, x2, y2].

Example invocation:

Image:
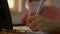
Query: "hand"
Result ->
[[26, 15, 43, 31], [26, 15, 60, 33]]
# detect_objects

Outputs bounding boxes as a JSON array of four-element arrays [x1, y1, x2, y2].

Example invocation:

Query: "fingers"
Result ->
[[26, 15, 42, 31], [32, 22, 43, 31], [26, 21, 38, 30], [32, 23, 40, 31], [26, 21, 43, 31]]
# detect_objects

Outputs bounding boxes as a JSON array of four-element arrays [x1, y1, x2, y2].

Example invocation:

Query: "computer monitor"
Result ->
[[0, 0, 13, 30]]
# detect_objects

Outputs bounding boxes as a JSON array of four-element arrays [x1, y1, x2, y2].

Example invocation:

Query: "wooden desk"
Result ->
[[0, 32, 25, 34], [0, 30, 26, 34]]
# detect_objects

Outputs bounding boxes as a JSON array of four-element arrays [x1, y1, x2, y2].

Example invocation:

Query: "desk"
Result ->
[[0, 30, 26, 34]]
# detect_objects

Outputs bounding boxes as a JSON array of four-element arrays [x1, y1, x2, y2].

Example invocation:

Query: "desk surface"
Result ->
[[0, 30, 26, 34], [0, 32, 25, 34]]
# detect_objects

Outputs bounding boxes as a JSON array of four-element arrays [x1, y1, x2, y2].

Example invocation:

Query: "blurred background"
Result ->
[[7, 0, 60, 24], [7, 0, 26, 24]]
